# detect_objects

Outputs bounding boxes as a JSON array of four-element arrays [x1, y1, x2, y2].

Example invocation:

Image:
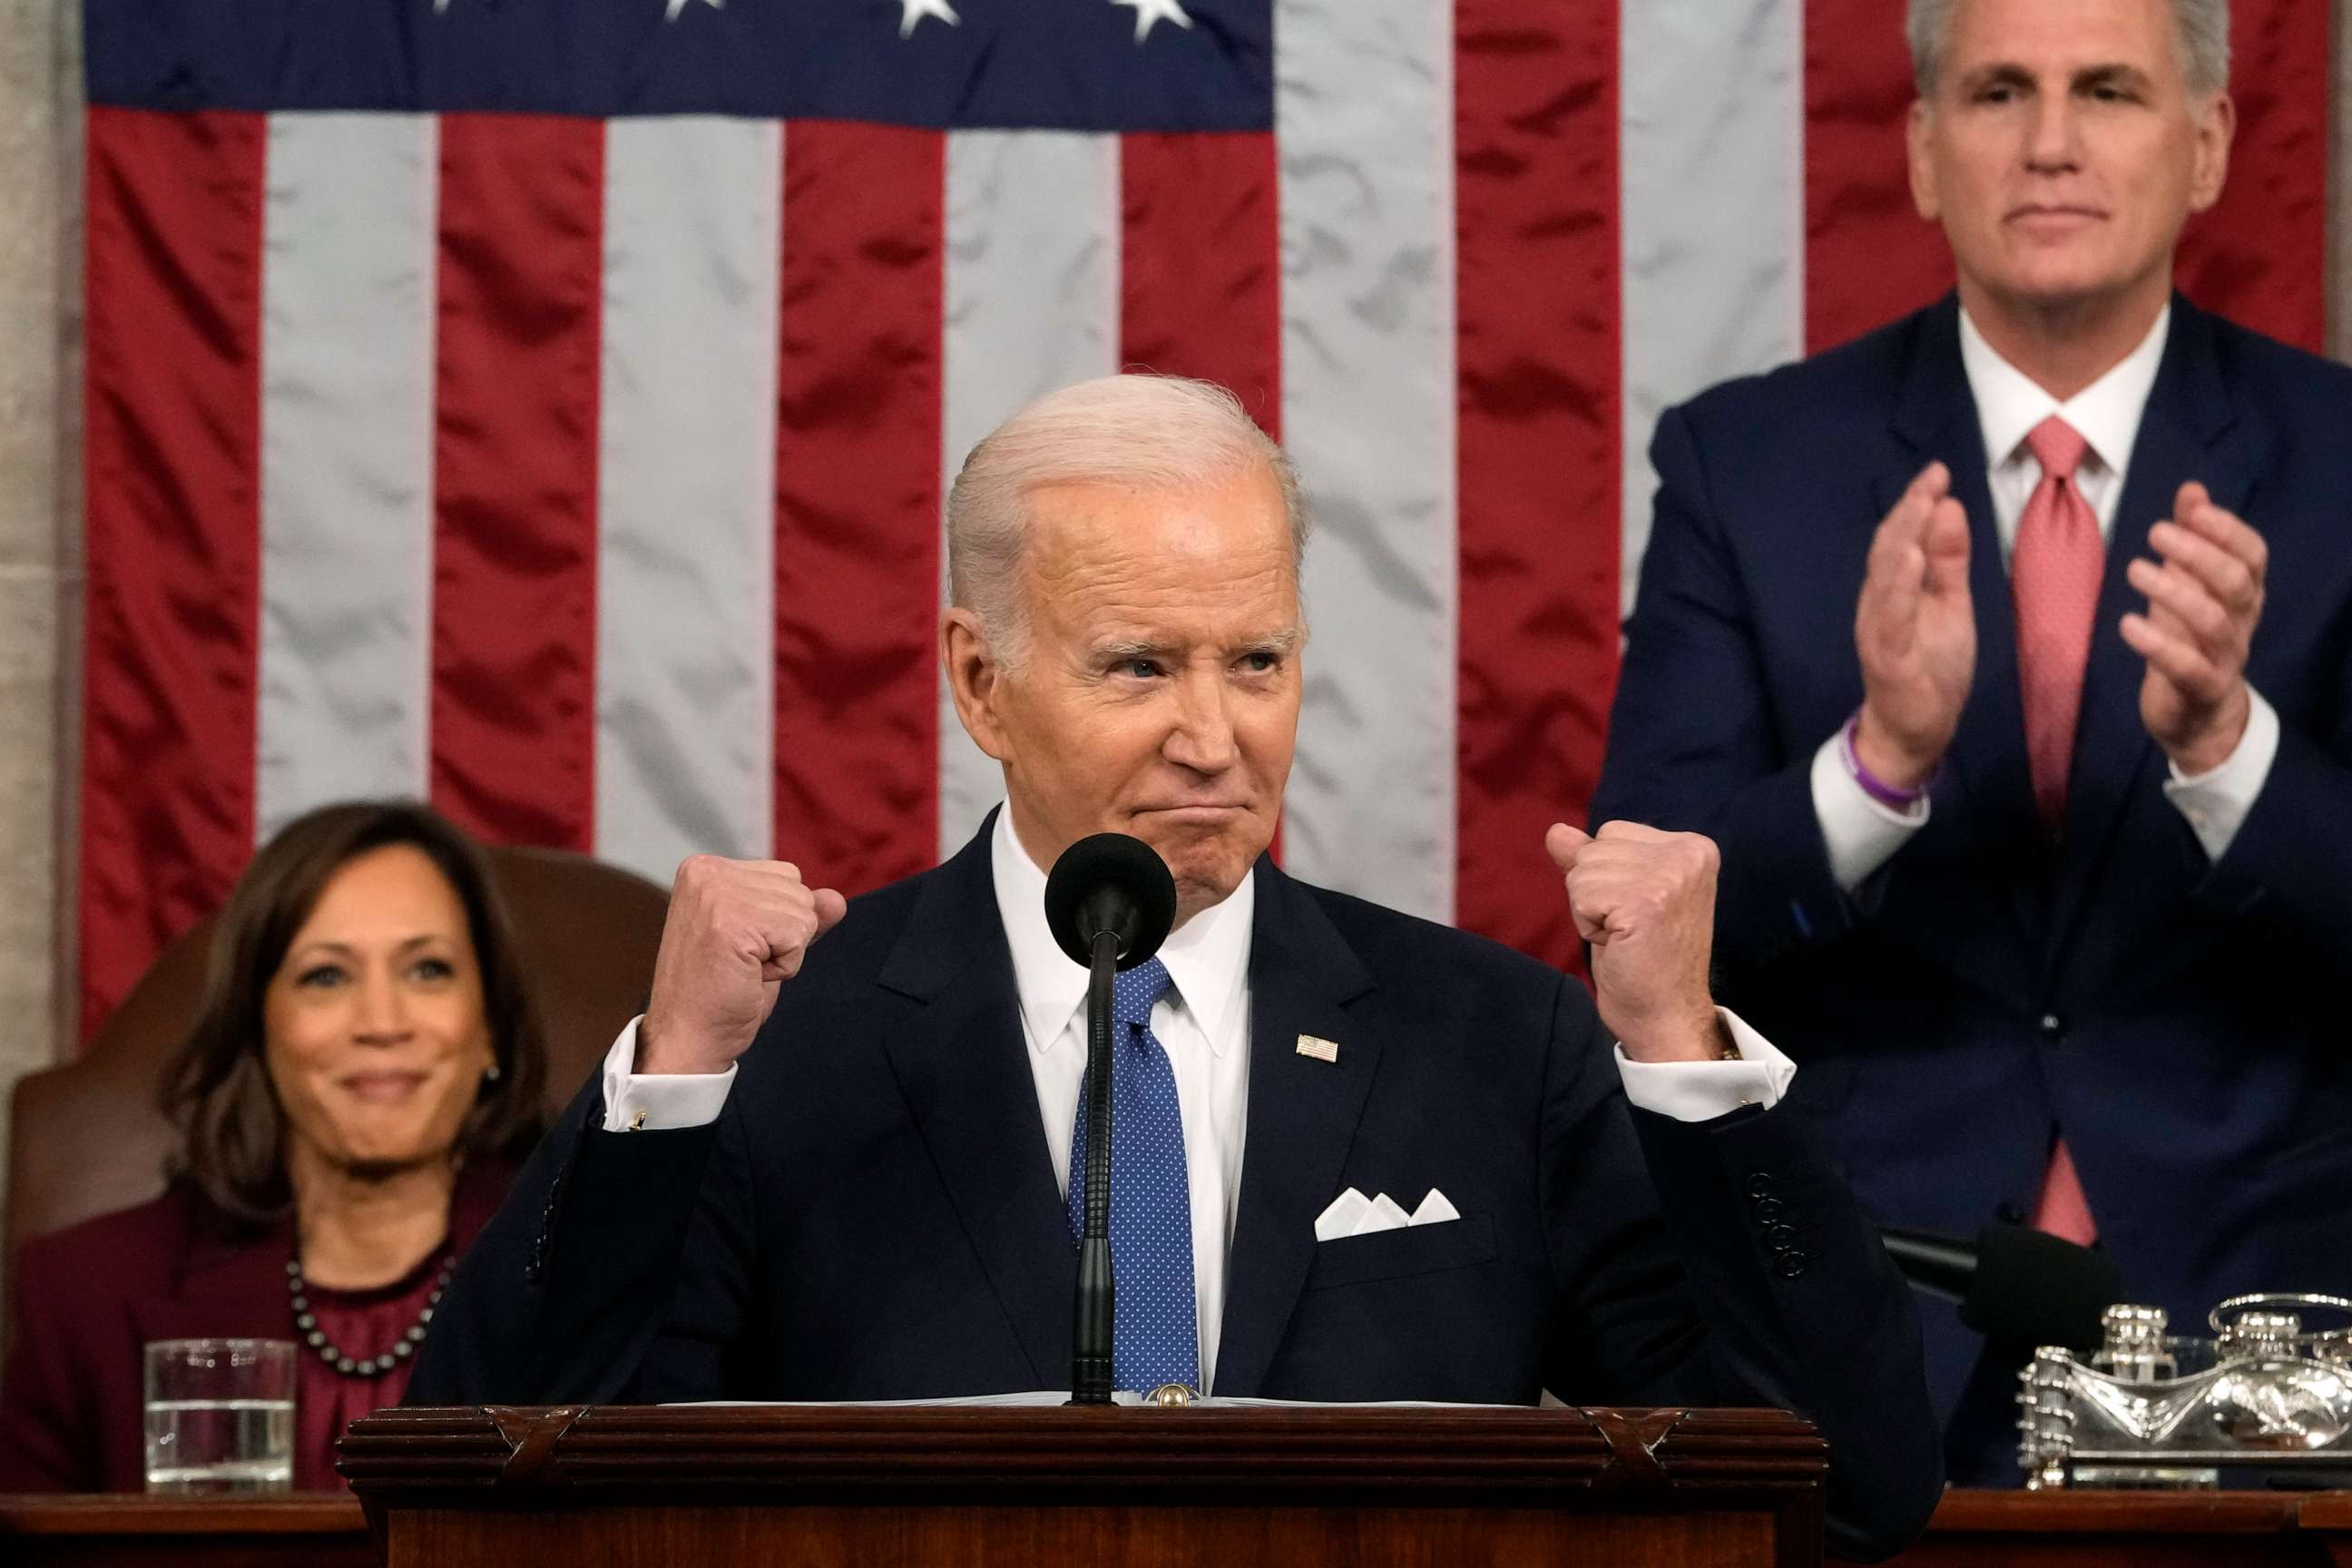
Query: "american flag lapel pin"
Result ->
[[1295, 1034, 1340, 1064]]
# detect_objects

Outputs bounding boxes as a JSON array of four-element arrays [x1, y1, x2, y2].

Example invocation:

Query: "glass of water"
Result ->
[[143, 1338, 296, 1494]]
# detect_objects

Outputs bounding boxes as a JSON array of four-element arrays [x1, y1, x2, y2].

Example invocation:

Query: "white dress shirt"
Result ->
[[598, 808, 1798, 1389], [1813, 303, 2281, 889]]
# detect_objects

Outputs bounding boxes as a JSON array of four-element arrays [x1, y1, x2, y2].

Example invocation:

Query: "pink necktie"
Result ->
[[2012, 415, 2102, 1247], [2012, 416, 2102, 831]]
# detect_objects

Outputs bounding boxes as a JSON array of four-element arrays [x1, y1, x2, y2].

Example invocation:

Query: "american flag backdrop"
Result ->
[[75, 0, 2334, 1039]]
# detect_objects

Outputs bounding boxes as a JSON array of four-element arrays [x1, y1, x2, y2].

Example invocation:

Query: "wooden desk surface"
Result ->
[[0, 1494, 374, 1568], [1887, 1489, 2348, 1568], [6, 1487, 2352, 1567]]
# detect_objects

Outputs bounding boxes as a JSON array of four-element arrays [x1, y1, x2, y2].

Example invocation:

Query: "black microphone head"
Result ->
[[1962, 1223, 2125, 1352], [1043, 833, 1179, 972]]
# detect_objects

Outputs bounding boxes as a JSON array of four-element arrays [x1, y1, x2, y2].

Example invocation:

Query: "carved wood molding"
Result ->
[[341, 1404, 1825, 1509]]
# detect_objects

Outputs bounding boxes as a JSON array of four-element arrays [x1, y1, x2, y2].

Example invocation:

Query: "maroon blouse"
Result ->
[[289, 1250, 446, 1491]]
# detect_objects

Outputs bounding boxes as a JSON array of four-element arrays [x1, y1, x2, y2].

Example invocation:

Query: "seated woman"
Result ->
[[0, 801, 547, 1490]]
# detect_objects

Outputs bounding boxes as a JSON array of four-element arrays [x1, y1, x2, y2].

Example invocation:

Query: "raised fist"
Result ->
[[636, 856, 848, 1075], [1544, 820, 1728, 1063]]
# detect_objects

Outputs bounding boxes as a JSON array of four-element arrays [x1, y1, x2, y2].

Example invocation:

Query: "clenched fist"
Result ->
[[637, 856, 848, 1075], [1544, 821, 1729, 1063]]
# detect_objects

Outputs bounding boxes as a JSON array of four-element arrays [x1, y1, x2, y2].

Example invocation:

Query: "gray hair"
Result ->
[[1907, 0, 2231, 99], [946, 374, 1307, 668]]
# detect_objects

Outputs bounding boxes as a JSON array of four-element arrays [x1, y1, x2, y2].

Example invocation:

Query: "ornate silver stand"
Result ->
[[2020, 1295, 2352, 1490]]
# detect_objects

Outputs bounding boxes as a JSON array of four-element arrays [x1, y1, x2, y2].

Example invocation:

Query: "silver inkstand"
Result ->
[[2020, 1295, 2352, 1490]]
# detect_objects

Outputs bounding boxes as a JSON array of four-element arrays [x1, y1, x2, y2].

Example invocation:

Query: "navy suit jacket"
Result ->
[[411, 818, 1940, 1557], [1592, 293, 2352, 1462]]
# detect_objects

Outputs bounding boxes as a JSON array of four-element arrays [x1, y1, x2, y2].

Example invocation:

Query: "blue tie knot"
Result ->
[[1112, 956, 1174, 1029]]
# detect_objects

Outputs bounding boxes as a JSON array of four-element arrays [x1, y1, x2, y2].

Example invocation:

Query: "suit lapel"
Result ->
[[875, 816, 1076, 1388], [1881, 298, 2045, 941], [130, 1209, 295, 1346], [2046, 299, 2269, 961], [1212, 861, 1377, 1396]]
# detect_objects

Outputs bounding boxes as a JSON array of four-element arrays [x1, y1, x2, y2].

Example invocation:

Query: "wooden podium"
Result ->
[[340, 1403, 1828, 1567]]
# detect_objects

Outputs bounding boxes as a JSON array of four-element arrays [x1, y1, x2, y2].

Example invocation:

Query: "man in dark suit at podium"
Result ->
[[1591, 0, 2352, 1481], [414, 374, 1941, 1557]]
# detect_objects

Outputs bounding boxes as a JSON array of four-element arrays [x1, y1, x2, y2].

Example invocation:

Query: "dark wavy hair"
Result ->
[[160, 800, 547, 1231]]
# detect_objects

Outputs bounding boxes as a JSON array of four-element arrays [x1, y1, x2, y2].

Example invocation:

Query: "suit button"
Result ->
[[2038, 1014, 2065, 1042], [1751, 1197, 1787, 1225], [1773, 1252, 1809, 1279], [1766, 1223, 1799, 1250], [1744, 1172, 1776, 1200]]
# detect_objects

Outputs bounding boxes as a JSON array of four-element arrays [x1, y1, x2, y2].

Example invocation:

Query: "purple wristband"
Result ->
[[1839, 712, 1931, 811]]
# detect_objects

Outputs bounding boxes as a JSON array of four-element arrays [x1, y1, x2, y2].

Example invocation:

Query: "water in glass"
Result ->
[[143, 1398, 296, 1492]]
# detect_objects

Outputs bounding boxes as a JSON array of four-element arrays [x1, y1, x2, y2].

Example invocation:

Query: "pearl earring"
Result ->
[[483, 1063, 502, 1083]]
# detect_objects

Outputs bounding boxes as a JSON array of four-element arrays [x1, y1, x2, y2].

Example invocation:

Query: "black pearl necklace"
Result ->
[[285, 1254, 455, 1378]]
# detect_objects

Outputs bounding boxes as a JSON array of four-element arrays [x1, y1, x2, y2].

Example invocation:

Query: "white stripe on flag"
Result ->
[[1276, 0, 1459, 924], [936, 131, 1122, 859], [256, 112, 438, 839], [593, 117, 784, 883], [1620, 0, 1806, 615]]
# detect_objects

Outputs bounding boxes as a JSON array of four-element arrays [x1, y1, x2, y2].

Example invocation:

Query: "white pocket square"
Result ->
[[1314, 1186, 1460, 1242]]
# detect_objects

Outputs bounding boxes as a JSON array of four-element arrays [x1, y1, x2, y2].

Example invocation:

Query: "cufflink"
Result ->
[[629, 1108, 647, 1132]]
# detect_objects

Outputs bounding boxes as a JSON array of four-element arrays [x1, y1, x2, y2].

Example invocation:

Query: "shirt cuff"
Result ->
[[1613, 1008, 1798, 1122], [599, 1015, 738, 1132], [1810, 733, 1928, 893], [2162, 688, 2280, 864]]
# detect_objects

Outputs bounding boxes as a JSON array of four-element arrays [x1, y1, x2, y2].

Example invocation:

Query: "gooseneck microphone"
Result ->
[[1044, 833, 1179, 1406], [1880, 1223, 2123, 1352]]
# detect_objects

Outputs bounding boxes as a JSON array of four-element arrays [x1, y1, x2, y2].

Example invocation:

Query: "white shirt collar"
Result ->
[[1958, 301, 2171, 480], [989, 807, 1255, 1058]]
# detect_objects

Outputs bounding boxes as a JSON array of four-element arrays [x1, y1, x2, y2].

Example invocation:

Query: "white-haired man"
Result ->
[[1594, 0, 2352, 1481], [417, 375, 1943, 1557]]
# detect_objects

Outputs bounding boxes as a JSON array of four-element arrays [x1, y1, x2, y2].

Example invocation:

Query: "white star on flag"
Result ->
[[1111, 0, 1192, 44], [898, 0, 960, 38], [665, 0, 722, 19]]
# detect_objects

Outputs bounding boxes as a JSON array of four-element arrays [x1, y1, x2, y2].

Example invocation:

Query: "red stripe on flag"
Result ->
[[78, 107, 266, 1040], [2177, 0, 2330, 351], [429, 114, 605, 852], [1120, 133, 1281, 436], [772, 122, 944, 894], [1803, 0, 1952, 353], [1454, 0, 1620, 969], [1120, 130, 1284, 861]]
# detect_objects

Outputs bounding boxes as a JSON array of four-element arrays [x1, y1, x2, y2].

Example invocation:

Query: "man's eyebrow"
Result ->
[[2074, 63, 2153, 90], [1957, 61, 2037, 93], [1090, 628, 1304, 661], [1242, 627, 1304, 655]]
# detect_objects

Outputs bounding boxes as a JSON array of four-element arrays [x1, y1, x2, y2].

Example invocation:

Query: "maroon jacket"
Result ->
[[0, 1163, 509, 1492]]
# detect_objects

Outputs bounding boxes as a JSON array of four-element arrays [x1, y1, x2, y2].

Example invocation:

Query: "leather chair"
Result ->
[[5, 846, 669, 1250]]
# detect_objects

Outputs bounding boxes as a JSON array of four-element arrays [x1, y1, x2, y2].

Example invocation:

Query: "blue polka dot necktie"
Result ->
[[1065, 956, 1200, 1394]]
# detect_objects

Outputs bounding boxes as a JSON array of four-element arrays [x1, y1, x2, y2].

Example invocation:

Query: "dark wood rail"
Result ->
[[0, 1493, 373, 1568], [17, 1479, 2352, 1567], [340, 1403, 1828, 1566]]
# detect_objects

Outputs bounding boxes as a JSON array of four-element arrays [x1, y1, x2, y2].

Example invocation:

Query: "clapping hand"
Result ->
[[2122, 482, 2266, 777], [1852, 462, 1975, 789]]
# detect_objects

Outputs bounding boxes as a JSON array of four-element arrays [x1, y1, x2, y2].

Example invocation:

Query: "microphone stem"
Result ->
[[1069, 928, 1121, 1405]]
